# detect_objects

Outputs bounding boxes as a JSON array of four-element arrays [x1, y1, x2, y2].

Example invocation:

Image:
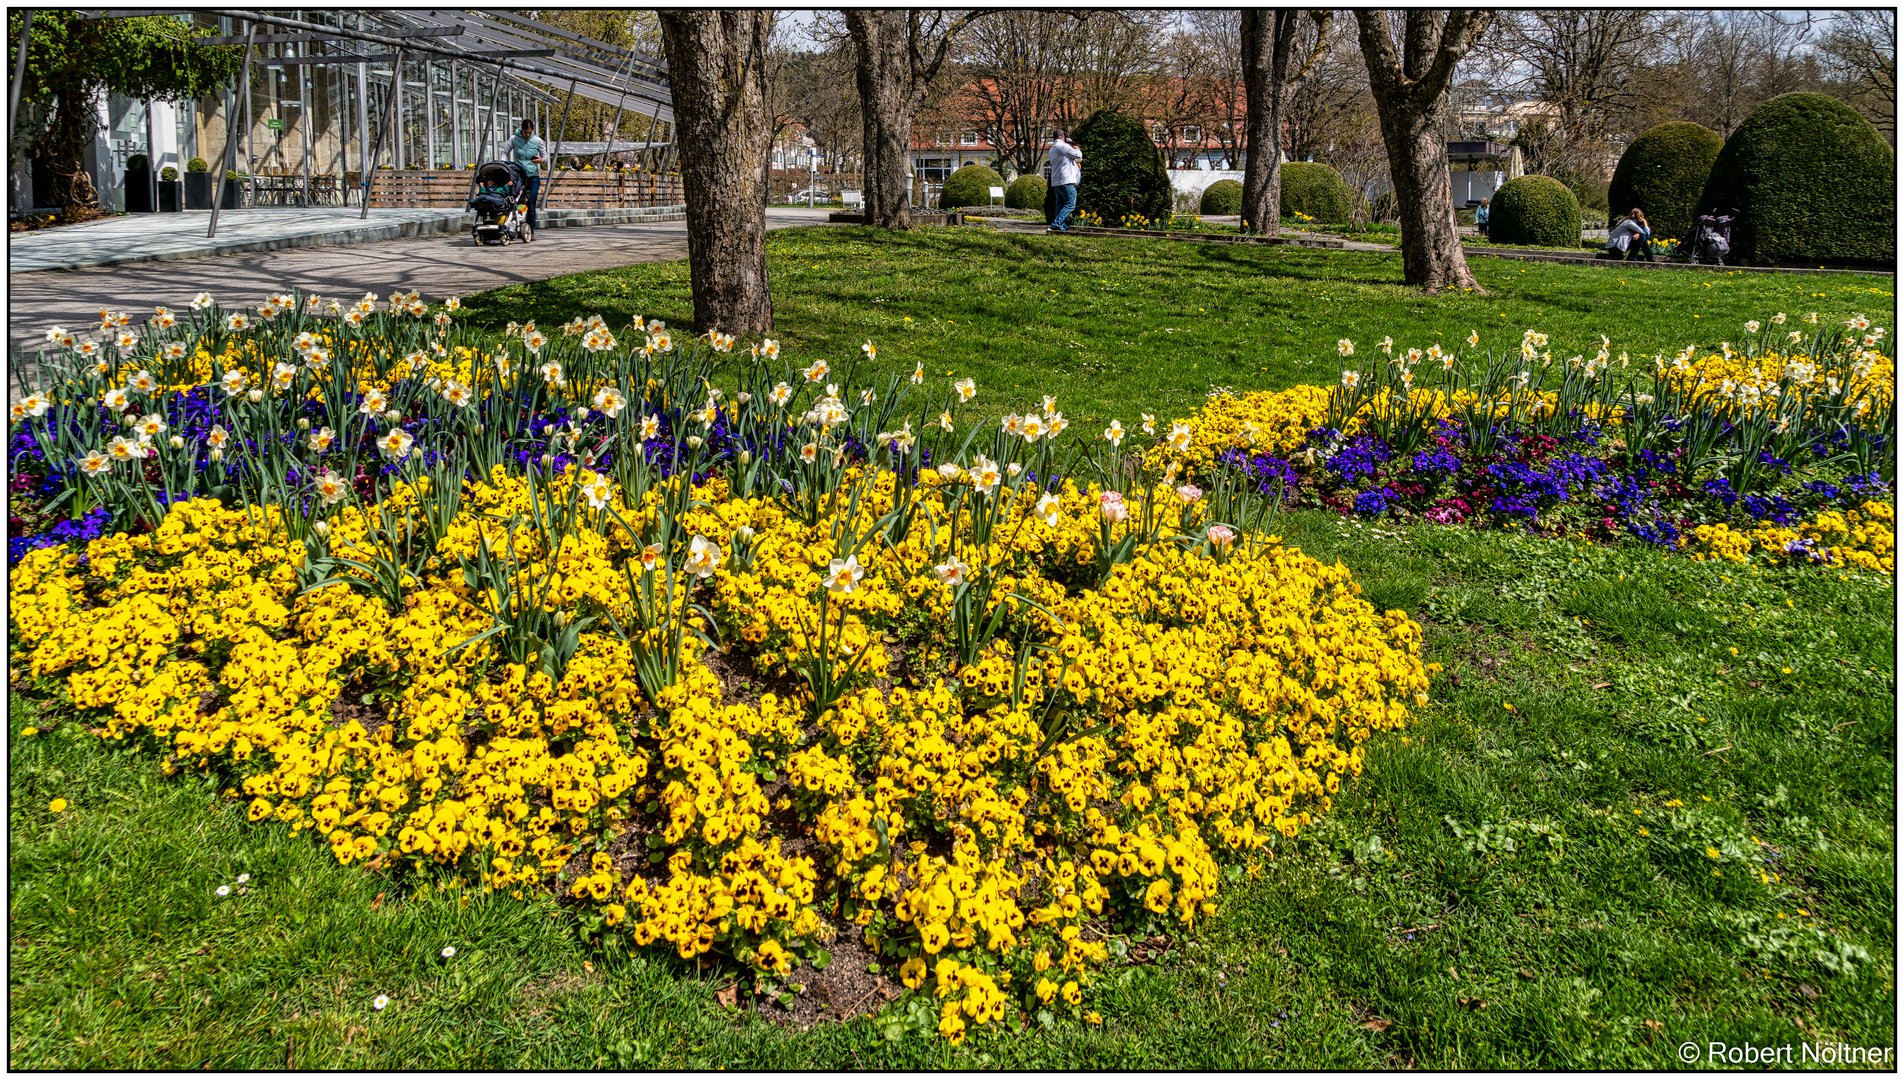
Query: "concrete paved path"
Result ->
[[8, 207, 466, 272], [8, 208, 831, 362], [6, 205, 693, 273]]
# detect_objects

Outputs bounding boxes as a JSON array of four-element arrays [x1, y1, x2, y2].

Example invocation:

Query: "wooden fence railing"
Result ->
[[366, 170, 683, 209]]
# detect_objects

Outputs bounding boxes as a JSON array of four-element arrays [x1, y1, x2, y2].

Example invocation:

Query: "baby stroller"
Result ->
[[1687, 210, 1734, 266], [468, 161, 532, 245]]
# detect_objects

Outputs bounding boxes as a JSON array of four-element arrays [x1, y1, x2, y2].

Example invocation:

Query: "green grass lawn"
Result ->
[[11, 514, 1892, 1069], [458, 225, 1893, 423], [11, 231, 1895, 1067]]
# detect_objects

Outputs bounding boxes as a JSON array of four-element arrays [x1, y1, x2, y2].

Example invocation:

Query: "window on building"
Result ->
[[1181, 125, 1202, 143], [918, 157, 954, 182], [959, 130, 978, 146], [1150, 123, 1168, 142]]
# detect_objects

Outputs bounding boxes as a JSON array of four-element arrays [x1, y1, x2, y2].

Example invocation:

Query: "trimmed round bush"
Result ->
[[1074, 109, 1171, 224], [1199, 179, 1242, 215], [1696, 92, 1896, 265], [1607, 122, 1723, 243], [1004, 174, 1046, 211], [938, 163, 1005, 210], [1487, 175, 1581, 247], [1280, 162, 1354, 224]]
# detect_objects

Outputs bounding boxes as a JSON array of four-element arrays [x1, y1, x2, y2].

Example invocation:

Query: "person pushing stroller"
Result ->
[[507, 118, 546, 238]]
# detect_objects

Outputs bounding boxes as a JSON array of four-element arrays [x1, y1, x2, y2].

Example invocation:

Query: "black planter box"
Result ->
[[184, 172, 212, 209], [219, 179, 244, 209], [125, 167, 153, 212], [157, 180, 181, 212]]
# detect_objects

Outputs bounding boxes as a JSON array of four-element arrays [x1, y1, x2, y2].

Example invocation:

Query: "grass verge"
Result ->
[[456, 225, 1894, 423], [11, 511, 1892, 1068]]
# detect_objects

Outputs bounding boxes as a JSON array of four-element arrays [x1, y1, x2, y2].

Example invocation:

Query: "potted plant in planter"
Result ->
[[124, 153, 154, 212], [158, 165, 182, 212], [184, 157, 213, 209], [220, 167, 246, 209]]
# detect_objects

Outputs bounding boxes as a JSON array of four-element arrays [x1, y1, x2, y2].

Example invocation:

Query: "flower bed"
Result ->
[[1155, 322, 1895, 574], [8, 296, 1429, 1039]]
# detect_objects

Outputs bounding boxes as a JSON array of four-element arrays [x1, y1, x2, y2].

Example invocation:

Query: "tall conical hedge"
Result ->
[[1074, 109, 1172, 224], [1608, 122, 1722, 243], [1695, 93, 1895, 265]]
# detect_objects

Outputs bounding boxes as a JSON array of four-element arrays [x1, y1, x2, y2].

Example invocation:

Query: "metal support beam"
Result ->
[[259, 49, 553, 66], [202, 10, 670, 115], [467, 65, 501, 203], [199, 27, 465, 46], [392, 57, 403, 171], [208, 19, 254, 238], [539, 76, 576, 210], [361, 48, 402, 218], [354, 58, 369, 207], [297, 40, 312, 205]]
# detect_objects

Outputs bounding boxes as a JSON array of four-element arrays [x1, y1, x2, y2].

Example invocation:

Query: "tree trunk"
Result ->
[[1354, 11, 1489, 292], [1377, 97, 1478, 290], [659, 11, 774, 334], [1239, 11, 1283, 236], [45, 85, 102, 220], [847, 11, 915, 228]]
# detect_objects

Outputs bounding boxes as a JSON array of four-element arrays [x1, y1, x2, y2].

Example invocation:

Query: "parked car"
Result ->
[[781, 187, 834, 204]]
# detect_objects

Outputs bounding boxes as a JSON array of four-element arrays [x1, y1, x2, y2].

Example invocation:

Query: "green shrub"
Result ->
[[1581, 207, 1608, 230], [939, 164, 1005, 209], [1199, 179, 1243, 215], [1074, 110, 1171, 223], [126, 153, 149, 172], [1005, 174, 1047, 211], [1607, 122, 1723, 243], [160, 165, 178, 181], [1696, 92, 1896, 265], [1280, 162, 1354, 224], [186, 157, 209, 173], [1488, 175, 1581, 247]]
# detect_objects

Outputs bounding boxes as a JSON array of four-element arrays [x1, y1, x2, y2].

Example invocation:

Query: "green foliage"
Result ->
[[1199, 179, 1243, 216], [11, 11, 240, 214], [125, 153, 148, 172], [186, 156, 209, 173], [1608, 122, 1723, 243], [159, 165, 178, 181], [1074, 109, 1171, 223], [1004, 174, 1047, 211], [938, 164, 1005, 209], [1488, 175, 1582, 247], [1697, 92, 1897, 265], [9, 11, 241, 110], [1279, 162, 1355, 224]]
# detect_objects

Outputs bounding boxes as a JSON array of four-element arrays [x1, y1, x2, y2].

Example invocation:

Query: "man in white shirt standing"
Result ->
[[1047, 130, 1082, 233]]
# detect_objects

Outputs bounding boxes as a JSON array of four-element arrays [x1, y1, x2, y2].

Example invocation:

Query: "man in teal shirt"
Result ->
[[507, 118, 547, 236]]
